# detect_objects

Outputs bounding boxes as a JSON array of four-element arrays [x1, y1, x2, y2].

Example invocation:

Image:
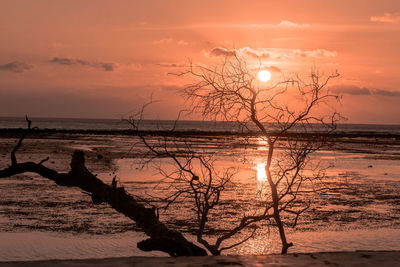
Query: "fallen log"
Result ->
[[0, 119, 207, 257]]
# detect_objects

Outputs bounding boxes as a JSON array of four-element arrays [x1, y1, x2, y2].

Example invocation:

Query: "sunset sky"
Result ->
[[1, 0, 400, 124]]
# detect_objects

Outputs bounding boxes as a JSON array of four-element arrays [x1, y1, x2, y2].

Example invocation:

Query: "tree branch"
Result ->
[[1, 126, 207, 257]]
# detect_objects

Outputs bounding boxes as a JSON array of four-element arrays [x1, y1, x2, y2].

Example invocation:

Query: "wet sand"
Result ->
[[1, 131, 400, 260], [1, 251, 400, 267]]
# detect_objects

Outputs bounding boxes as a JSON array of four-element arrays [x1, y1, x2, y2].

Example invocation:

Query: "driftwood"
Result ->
[[0, 119, 207, 257]]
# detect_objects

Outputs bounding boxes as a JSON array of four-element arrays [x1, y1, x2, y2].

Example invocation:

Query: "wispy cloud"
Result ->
[[293, 49, 337, 58], [209, 47, 337, 59], [49, 57, 116, 71], [241, 47, 269, 59], [279, 20, 311, 28], [152, 38, 188, 46], [210, 47, 237, 57], [370, 12, 400, 23], [331, 85, 400, 97], [265, 66, 281, 73], [152, 38, 173, 45], [0, 61, 33, 73], [116, 21, 313, 32], [156, 62, 186, 68]]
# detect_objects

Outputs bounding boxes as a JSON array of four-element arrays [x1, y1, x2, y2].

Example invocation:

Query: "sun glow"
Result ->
[[257, 70, 271, 82], [256, 163, 267, 181], [257, 138, 268, 151]]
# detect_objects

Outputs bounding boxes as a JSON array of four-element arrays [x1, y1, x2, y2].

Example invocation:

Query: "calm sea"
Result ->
[[1, 117, 400, 135]]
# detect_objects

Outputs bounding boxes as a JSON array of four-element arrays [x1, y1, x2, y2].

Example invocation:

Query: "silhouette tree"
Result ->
[[128, 112, 275, 255], [171, 56, 341, 254], [0, 56, 341, 256]]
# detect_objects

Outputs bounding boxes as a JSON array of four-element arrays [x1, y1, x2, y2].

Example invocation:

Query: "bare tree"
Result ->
[[0, 55, 341, 256], [127, 112, 274, 255], [172, 56, 341, 254]]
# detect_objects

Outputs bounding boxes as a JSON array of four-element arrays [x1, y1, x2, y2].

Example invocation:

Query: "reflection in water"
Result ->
[[256, 162, 270, 201], [257, 138, 268, 151], [256, 163, 267, 181]]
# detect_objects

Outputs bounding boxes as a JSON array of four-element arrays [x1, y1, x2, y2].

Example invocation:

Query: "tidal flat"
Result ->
[[1, 131, 400, 260]]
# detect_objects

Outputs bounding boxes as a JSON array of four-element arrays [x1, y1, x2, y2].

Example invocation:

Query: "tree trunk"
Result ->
[[265, 143, 293, 254], [0, 150, 207, 257]]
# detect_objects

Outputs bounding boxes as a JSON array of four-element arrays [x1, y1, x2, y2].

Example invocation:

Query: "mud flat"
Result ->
[[1, 251, 400, 267], [1, 131, 400, 259]]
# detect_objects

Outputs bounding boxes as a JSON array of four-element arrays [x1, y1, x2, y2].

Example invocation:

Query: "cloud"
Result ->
[[293, 49, 337, 58], [370, 12, 400, 23], [177, 40, 189, 46], [330, 85, 400, 97], [100, 63, 115, 71], [0, 61, 33, 73], [372, 88, 400, 96], [157, 62, 186, 68], [330, 85, 371, 95], [152, 38, 189, 46], [279, 20, 311, 28], [241, 47, 269, 59], [209, 47, 337, 60], [50, 57, 116, 71], [152, 38, 173, 45], [119, 21, 314, 32], [265, 66, 281, 73], [210, 47, 237, 57], [50, 57, 75, 65]]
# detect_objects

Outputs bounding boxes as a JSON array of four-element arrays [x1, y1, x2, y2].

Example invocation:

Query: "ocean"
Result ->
[[1, 117, 400, 260], [1, 116, 400, 135]]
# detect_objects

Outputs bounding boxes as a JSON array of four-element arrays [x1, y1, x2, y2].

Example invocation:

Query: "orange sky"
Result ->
[[0, 0, 399, 124]]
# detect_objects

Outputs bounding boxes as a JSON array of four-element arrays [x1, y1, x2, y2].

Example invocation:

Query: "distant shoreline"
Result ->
[[1, 128, 400, 141], [1, 116, 400, 127]]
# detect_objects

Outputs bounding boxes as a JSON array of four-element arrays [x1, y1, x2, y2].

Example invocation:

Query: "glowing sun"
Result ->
[[257, 70, 271, 82]]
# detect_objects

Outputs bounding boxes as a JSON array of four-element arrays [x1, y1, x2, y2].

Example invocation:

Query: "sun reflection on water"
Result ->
[[256, 163, 267, 181], [256, 162, 270, 200], [257, 138, 269, 151]]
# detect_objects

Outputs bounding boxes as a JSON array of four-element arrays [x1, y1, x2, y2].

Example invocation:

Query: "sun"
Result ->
[[257, 70, 271, 82]]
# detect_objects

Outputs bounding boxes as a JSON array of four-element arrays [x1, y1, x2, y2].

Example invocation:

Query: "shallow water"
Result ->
[[0, 231, 159, 261], [1, 134, 400, 260], [1, 228, 400, 261]]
